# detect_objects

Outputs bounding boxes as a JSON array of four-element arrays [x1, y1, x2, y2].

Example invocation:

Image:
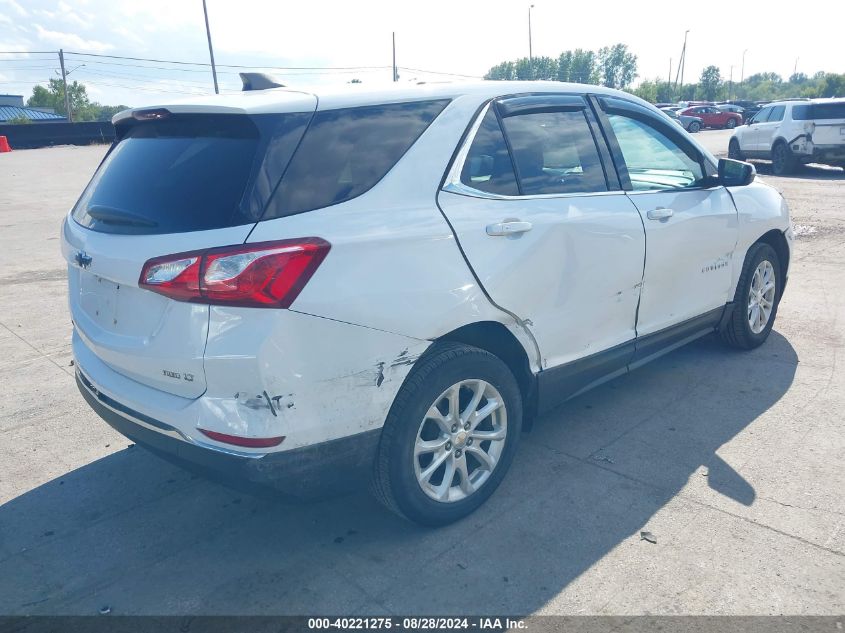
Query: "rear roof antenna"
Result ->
[[239, 72, 286, 91]]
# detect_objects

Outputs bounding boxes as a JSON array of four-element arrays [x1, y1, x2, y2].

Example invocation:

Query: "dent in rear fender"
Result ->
[[201, 308, 431, 448], [727, 180, 792, 288]]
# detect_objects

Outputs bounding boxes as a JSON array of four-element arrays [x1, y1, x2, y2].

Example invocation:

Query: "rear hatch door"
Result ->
[[802, 102, 845, 146], [64, 96, 316, 398]]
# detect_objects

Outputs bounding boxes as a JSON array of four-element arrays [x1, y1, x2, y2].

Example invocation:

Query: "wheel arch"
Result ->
[[436, 321, 538, 429], [755, 228, 790, 295]]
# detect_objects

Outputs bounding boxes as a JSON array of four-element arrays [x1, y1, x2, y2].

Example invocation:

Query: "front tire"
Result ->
[[372, 342, 522, 526], [688, 121, 701, 133], [725, 118, 738, 129], [721, 242, 781, 350]]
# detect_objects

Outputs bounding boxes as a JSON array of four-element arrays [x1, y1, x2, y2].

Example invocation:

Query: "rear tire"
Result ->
[[725, 118, 737, 129], [771, 140, 796, 175], [721, 242, 781, 350], [728, 138, 744, 160], [688, 121, 701, 133], [372, 342, 522, 526]]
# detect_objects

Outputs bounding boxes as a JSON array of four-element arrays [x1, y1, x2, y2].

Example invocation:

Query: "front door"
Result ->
[[597, 96, 739, 347]]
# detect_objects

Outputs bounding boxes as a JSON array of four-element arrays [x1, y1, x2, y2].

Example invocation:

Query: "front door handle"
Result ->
[[647, 207, 674, 220], [486, 220, 533, 236]]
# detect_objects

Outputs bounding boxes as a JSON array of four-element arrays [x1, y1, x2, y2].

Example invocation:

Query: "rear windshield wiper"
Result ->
[[86, 205, 158, 228]]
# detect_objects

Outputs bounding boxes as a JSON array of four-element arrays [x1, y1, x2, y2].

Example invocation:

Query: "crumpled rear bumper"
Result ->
[[77, 369, 380, 498]]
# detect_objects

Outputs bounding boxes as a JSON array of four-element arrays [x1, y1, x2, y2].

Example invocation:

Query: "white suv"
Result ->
[[63, 80, 792, 526], [729, 98, 845, 174]]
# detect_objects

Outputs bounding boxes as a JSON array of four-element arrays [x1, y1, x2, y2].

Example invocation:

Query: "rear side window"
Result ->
[[501, 110, 608, 195], [264, 100, 450, 218], [72, 114, 310, 235], [792, 105, 810, 120], [792, 103, 845, 120], [460, 108, 519, 196]]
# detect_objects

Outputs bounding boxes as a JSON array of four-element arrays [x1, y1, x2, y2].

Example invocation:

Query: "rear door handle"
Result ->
[[647, 208, 674, 220], [486, 221, 533, 236]]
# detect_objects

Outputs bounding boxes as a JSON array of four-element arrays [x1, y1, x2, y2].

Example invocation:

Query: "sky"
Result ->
[[0, 0, 842, 108]]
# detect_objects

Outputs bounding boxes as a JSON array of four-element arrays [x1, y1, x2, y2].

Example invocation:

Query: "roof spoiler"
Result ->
[[239, 72, 286, 91]]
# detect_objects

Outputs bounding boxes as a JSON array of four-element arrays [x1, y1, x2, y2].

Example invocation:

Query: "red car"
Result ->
[[679, 105, 742, 129]]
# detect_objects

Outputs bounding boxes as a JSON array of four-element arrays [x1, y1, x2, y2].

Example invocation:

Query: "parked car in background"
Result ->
[[64, 79, 792, 526], [661, 107, 703, 132], [680, 105, 743, 129], [717, 104, 745, 115], [730, 98, 845, 174]]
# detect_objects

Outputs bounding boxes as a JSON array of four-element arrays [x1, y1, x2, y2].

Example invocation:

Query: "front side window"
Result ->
[[606, 114, 704, 191], [459, 108, 519, 196], [752, 107, 772, 124], [500, 110, 608, 195], [768, 105, 785, 122]]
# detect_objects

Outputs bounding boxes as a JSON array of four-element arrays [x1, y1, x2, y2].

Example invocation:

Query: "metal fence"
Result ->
[[0, 121, 115, 150]]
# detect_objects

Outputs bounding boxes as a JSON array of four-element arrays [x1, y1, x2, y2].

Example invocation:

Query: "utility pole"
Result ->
[[729, 65, 734, 100], [673, 30, 689, 95], [528, 4, 534, 78], [202, 0, 219, 94], [679, 30, 689, 91], [58, 49, 72, 123], [668, 58, 673, 101], [740, 49, 748, 84], [793, 57, 799, 76], [392, 32, 398, 82]]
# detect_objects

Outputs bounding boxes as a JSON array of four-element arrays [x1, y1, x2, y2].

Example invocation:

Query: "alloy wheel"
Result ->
[[413, 379, 507, 503], [747, 260, 776, 334]]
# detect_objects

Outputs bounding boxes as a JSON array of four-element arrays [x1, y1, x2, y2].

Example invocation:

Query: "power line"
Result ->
[[398, 66, 482, 79], [65, 50, 392, 71]]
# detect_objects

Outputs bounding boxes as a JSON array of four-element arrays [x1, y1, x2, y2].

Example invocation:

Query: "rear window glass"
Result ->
[[792, 103, 845, 120], [264, 99, 450, 218], [72, 113, 310, 235], [502, 110, 608, 195], [460, 108, 519, 196]]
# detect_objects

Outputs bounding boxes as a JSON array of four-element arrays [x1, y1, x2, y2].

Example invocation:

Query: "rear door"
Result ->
[[63, 99, 316, 397], [438, 94, 646, 375], [596, 96, 738, 346]]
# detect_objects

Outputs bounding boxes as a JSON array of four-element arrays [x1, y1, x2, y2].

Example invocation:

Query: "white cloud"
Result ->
[[33, 24, 112, 52], [0, 0, 28, 17]]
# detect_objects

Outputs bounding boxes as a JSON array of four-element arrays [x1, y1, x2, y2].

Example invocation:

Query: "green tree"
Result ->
[[26, 79, 128, 122], [597, 44, 637, 89], [569, 49, 598, 83], [699, 65, 723, 100], [484, 61, 516, 80], [789, 72, 808, 84], [556, 51, 573, 81], [531, 56, 558, 81], [27, 77, 92, 118]]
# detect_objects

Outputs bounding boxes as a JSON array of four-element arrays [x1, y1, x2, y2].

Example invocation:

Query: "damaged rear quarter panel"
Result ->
[[201, 307, 430, 449]]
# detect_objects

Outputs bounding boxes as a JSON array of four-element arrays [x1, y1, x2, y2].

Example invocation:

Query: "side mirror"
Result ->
[[718, 158, 756, 187]]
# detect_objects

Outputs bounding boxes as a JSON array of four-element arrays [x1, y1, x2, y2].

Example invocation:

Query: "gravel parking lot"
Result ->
[[1, 131, 843, 616]]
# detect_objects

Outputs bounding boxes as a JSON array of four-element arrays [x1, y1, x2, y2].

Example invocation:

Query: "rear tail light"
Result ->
[[139, 238, 330, 308]]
